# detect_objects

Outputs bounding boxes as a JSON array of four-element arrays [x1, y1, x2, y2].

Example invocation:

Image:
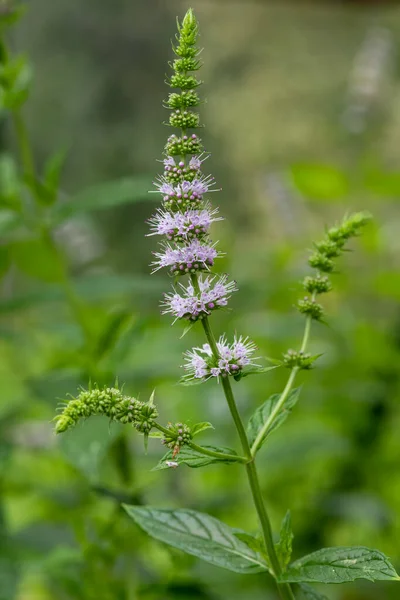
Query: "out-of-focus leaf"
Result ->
[[279, 546, 399, 584], [247, 388, 301, 450], [152, 446, 239, 470], [0, 209, 23, 236], [11, 237, 64, 282], [290, 164, 348, 200], [297, 584, 329, 600], [58, 417, 124, 482], [0, 154, 20, 208], [52, 176, 153, 222], [123, 505, 269, 574], [275, 511, 293, 570], [94, 308, 134, 360], [364, 169, 400, 196], [0, 5, 27, 29], [0, 246, 10, 278]]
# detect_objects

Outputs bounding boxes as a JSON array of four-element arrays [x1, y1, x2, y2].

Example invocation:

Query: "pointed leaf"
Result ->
[[152, 445, 239, 470], [233, 364, 279, 381], [52, 176, 152, 222], [123, 505, 269, 574], [279, 546, 399, 584], [297, 584, 329, 600], [191, 422, 214, 437], [234, 533, 266, 558], [247, 388, 301, 448], [275, 511, 293, 570]]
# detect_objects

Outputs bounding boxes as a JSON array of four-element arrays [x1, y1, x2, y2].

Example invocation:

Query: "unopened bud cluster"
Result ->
[[162, 422, 193, 457], [54, 386, 158, 434], [296, 212, 371, 321], [283, 349, 314, 370]]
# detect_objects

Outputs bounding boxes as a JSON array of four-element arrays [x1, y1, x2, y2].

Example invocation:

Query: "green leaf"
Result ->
[[234, 533, 266, 558], [191, 422, 214, 437], [0, 5, 27, 29], [275, 511, 293, 570], [0, 209, 23, 236], [233, 364, 279, 381], [291, 164, 348, 200], [279, 546, 400, 584], [58, 416, 123, 482], [0, 154, 20, 208], [123, 505, 269, 574], [152, 445, 239, 470], [51, 176, 153, 222], [297, 584, 329, 600], [0, 246, 11, 279], [11, 237, 64, 282], [247, 388, 301, 449]]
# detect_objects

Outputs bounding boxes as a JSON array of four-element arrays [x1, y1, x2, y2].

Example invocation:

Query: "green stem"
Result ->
[[196, 303, 294, 600], [250, 299, 315, 457]]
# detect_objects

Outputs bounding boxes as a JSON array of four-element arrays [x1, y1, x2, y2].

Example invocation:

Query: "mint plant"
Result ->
[[54, 9, 399, 600]]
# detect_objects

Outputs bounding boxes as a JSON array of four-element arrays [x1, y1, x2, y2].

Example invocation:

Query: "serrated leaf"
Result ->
[[233, 364, 279, 381], [275, 511, 293, 570], [247, 388, 301, 449], [123, 505, 269, 574], [51, 176, 152, 222], [234, 533, 266, 558], [279, 546, 399, 584], [192, 422, 214, 437], [297, 584, 329, 600], [152, 445, 239, 470]]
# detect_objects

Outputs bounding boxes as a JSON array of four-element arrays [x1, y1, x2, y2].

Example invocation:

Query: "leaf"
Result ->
[[191, 422, 214, 437], [152, 445, 239, 470], [234, 533, 266, 558], [290, 164, 348, 200], [275, 511, 293, 570], [0, 246, 10, 279], [123, 505, 269, 574], [11, 237, 64, 283], [247, 388, 301, 449], [51, 176, 153, 222], [233, 364, 279, 381], [58, 417, 124, 482], [297, 584, 329, 600], [279, 546, 400, 584]]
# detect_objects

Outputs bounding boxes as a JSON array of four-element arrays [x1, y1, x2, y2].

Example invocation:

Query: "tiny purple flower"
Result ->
[[148, 206, 222, 242], [151, 240, 220, 275], [161, 275, 237, 323], [182, 335, 258, 381]]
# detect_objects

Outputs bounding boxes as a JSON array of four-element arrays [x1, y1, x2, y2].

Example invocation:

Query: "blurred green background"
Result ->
[[1, 1, 400, 599]]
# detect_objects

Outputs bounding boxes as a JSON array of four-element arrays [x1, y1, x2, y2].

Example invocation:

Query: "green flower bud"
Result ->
[[303, 274, 332, 294], [314, 239, 341, 258], [169, 109, 200, 129], [296, 297, 324, 321], [308, 252, 335, 273], [170, 73, 200, 90], [283, 349, 315, 370], [134, 402, 159, 434], [173, 57, 201, 73], [54, 386, 142, 434], [162, 422, 193, 457], [327, 211, 371, 244], [165, 133, 202, 156], [167, 91, 200, 109]]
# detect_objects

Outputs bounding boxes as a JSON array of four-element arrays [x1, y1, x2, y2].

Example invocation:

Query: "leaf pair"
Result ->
[[124, 505, 399, 587]]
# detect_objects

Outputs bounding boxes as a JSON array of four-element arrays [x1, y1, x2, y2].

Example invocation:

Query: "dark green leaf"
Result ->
[[291, 164, 348, 200], [280, 546, 399, 584], [152, 445, 239, 470], [297, 584, 329, 600], [123, 505, 269, 574], [275, 511, 293, 570], [52, 176, 153, 222], [247, 388, 301, 449]]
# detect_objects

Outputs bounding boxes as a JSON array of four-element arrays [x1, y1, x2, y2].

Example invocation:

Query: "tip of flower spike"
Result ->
[[182, 8, 197, 31]]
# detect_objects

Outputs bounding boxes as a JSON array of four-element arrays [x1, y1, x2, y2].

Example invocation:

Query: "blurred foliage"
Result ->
[[1, 1, 400, 599]]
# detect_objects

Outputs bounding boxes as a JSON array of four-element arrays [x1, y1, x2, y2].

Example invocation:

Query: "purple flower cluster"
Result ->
[[161, 275, 237, 322], [148, 11, 258, 383], [183, 335, 258, 381]]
